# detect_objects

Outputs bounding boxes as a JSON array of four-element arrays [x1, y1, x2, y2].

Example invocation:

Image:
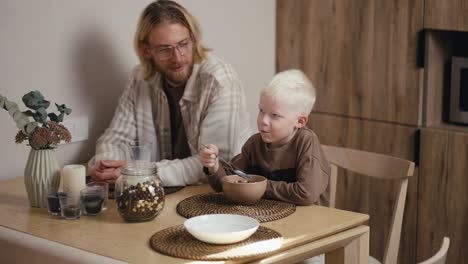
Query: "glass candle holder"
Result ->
[[80, 186, 105, 216], [86, 182, 108, 210], [59, 192, 81, 220], [46, 187, 61, 216]]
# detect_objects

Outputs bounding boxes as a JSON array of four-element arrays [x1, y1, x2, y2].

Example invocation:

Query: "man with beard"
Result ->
[[89, 0, 251, 186]]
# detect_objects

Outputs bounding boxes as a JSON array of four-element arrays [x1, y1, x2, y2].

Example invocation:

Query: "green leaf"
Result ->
[[13, 111, 26, 121], [22, 91, 50, 110], [7, 104, 19, 117], [12, 111, 22, 120], [4, 100, 16, 110], [22, 110, 34, 116], [25, 122, 38, 134], [15, 116, 30, 130], [56, 103, 72, 115], [33, 107, 48, 124], [48, 113, 58, 122], [56, 112, 64, 122], [0, 95, 5, 108]]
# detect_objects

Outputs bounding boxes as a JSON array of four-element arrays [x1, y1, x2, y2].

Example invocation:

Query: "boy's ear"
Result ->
[[296, 114, 308, 128]]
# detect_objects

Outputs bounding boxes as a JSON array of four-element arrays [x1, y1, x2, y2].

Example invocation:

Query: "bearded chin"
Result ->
[[171, 67, 192, 84], [158, 63, 193, 87]]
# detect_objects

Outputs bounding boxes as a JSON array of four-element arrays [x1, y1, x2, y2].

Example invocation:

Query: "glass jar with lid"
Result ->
[[115, 163, 164, 222]]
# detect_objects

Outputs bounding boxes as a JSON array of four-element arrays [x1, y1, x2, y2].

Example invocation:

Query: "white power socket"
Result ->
[[62, 117, 89, 143]]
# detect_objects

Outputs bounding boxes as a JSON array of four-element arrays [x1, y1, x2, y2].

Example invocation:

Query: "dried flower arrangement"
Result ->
[[0, 91, 72, 149]]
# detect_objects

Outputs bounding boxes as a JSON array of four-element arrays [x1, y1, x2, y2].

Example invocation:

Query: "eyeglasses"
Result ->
[[148, 38, 192, 60]]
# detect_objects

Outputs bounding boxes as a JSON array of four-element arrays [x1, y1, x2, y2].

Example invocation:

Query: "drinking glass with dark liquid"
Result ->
[[46, 187, 61, 216], [59, 192, 81, 220]]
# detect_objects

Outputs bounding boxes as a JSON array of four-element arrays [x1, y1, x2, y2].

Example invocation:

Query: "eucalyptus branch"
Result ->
[[1, 91, 73, 149], [0, 94, 38, 134]]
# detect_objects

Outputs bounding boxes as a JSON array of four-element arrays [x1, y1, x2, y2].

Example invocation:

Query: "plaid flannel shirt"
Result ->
[[90, 54, 252, 186]]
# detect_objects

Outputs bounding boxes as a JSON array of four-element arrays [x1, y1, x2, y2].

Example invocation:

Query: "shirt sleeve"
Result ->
[[265, 138, 331, 206], [156, 73, 252, 186]]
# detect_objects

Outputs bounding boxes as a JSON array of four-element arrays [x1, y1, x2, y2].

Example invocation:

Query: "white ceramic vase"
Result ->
[[24, 148, 61, 208]]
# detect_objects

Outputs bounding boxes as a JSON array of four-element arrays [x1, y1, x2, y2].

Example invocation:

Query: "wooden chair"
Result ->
[[321, 145, 415, 264], [418, 237, 450, 264]]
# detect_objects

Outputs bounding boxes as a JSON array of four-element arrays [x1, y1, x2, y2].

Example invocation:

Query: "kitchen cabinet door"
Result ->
[[277, 0, 424, 125], [424, 0, 468, 31], [418, 128, 468, 263]]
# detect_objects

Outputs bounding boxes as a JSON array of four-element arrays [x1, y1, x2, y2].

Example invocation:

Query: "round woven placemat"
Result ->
[[176, 193, 296, 222], [164, 186, 184, 195], [150, 225, 282, 261]]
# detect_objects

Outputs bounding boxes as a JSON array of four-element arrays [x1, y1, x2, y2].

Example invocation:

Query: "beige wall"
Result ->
[[0, 0, 275, 179]]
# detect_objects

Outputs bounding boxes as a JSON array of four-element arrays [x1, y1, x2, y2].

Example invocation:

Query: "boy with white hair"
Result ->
[[200, 69, 330, 205]]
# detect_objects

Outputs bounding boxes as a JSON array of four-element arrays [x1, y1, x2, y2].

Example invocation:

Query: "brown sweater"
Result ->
[[207, 127, 330, 206]]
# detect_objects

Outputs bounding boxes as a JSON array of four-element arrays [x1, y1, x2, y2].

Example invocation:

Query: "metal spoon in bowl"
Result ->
[[227, 167, 252, 180], [201, 144, 252, 180]]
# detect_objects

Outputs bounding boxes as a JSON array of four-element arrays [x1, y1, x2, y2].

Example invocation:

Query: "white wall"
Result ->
[[0, 1, 275, 179]]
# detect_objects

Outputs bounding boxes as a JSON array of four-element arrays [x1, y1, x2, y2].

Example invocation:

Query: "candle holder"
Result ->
[[80, 186, 105, 216], [86, 182, 108, 210], [46, 187, 61, 216], [59, 192, 81, 220]]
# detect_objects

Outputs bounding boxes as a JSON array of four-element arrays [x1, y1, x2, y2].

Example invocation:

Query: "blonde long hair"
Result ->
[[134, 0, 211, 80]]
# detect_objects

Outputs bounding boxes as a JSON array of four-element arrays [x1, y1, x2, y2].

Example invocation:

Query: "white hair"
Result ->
[[261, 69, 316, 115]]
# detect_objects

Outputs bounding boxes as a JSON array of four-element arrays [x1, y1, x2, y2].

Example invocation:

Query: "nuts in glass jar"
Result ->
[[116, 180, 164, 222]]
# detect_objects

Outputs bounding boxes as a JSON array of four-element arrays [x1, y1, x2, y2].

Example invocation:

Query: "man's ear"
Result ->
[[190, 32, 196, 45], [296, 114, 308, 128], [141, 43, 153, 59]]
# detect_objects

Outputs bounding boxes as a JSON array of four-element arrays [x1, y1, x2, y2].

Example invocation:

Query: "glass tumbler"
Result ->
[[59, 192, 81, 220], [86, 182, 109, 210], [46, 187, 61, 216], [123, 140, 152, 167], [80, 186, 105, 216]]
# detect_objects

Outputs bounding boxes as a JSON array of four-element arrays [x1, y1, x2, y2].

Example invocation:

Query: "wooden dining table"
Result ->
[[0, 177, 369, 264]]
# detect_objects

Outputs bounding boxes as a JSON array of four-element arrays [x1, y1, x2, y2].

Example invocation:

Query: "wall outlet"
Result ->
[[62, 117, 89, 143]]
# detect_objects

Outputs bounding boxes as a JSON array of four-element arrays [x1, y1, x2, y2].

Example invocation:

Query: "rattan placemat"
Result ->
[[150, 225, 282, 261], [176, 193, 296, 222], [164, 186, 184, 195]]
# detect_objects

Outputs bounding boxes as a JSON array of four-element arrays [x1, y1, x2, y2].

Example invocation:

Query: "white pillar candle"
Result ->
[[60, 164, 86, 194]]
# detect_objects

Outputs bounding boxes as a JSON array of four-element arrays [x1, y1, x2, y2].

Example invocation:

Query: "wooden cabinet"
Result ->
[[422, 30, 468, 132], [277, 0, 468, 263], [424, 0, 468, 31], [309, 113, 419, 264], [277, 0, 424, 126], [418, 128, 468, 263]]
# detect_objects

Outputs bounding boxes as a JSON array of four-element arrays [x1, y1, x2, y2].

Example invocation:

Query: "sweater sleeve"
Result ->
[[265, 136, 331, 206], [205, 138, 253, 192]]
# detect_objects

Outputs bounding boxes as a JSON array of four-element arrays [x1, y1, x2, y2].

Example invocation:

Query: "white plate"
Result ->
[[184, 214, 259, 244]]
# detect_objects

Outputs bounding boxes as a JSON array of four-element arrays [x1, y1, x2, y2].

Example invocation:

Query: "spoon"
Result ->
[[201, 144, 252, 180], [229, 168, 252, 180]]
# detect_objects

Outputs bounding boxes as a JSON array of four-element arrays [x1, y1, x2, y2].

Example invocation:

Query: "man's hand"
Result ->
[[91, 160, 126, 183], [199, 144, 220, 174]]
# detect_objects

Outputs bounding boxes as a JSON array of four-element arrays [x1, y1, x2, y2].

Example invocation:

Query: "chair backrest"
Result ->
[[321, 145, 415, 264], [419, 237, 450, 264]]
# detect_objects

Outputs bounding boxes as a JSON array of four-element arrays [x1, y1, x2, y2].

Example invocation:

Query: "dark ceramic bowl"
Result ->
[[221, 175, 267, 205]]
